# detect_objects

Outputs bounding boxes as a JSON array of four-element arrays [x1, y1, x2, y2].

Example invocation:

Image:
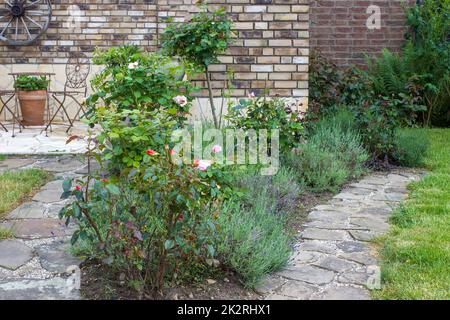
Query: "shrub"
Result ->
[[226, 95, 304, 152], [60, 142, 231, 291], [351, 91, 426, 161], [286, 111, 368, 192], [91, 108, 177, 173], [404, 0, 450, 126], [309, 112, 369, 179], [286, 144, 349, 193], [308, 50, 343, 118], [216, 167, 296, 287], [161, 4, 234, 128], [88, 45, 194, 123], [392, 129, 429, 167]]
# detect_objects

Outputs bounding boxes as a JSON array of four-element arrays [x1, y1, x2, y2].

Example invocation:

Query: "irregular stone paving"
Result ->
[[0, 124, 88, 155], [259, 170, 422, 300], [0, 156, 85, 300]]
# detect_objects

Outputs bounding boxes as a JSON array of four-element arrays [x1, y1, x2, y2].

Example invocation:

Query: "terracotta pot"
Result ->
[[18, 90, 47, 126]]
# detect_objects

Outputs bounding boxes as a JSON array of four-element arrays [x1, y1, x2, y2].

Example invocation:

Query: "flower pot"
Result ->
[[17, 90, 47, 126]]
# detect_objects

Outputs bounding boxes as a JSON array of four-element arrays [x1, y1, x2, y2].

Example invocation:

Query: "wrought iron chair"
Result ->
[[45, 53, 91, 133], [0, 90, 23, 132]]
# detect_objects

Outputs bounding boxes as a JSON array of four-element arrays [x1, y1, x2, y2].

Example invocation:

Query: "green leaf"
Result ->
[[62, 179, 72, 192], [164, 239, 175, 250], [106, 184, 121, 195]]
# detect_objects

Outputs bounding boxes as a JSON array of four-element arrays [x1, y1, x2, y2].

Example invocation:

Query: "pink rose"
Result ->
[[196, 160, 213, 171], [212, 145, 222, 154], [173, 95, 188, 107]]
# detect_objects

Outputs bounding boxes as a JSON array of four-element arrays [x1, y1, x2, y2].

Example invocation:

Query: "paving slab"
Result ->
[[0, 277, 80, 300], [0, 240, 34, 270], [317, 285, 371, 300], [276, 265, 335, 285], [37, 241, 83, 273], [7, 202, 47, 220], [1, 219, 73, 239]]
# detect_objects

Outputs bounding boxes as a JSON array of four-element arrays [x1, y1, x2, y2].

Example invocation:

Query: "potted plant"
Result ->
[[15, 75, 49, 126]]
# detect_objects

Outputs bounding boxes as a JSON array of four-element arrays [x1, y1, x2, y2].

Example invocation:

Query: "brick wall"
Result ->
[[0, 0, 309, 105], [310, 0, 414, 67]]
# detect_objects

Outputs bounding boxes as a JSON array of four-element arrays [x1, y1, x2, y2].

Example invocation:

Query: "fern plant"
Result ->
[[365, 49, 411, 96]]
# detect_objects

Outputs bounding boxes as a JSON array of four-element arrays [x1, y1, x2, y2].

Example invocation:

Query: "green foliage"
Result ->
[[217, 168, 296, 287], [92, 108, 177, 172], [392, 129, 429, 167], [365, 49, 411, 96], [88, 45, 194, 123], [309, 112, 369, 179], [404, 0, 450, 126], [0, 227, 13, 240], [161, 5, 234, 71], [14, 76, 48, 91], [226, 95, 304, 152], [60, 141, 231, 291], [287, 144, 348, 193], [161, 4, 234, 128], [0, 169, 49, 218], [352, 92, 425, 160], [286, 111, 369, 192], [308, 50, 343, 118]]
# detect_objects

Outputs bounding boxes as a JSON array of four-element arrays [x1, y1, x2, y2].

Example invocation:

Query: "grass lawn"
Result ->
[[374, 128, 450, 300], [0, 168, 50, 219]]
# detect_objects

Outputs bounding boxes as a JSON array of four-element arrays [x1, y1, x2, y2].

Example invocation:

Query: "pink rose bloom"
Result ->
[[212, 145, 222, 154], [173, 95, 188, 107], [197, 160, 213, 171]]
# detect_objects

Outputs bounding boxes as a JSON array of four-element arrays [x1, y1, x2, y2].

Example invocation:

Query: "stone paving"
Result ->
[[0, 156, 85, 300], [258, 170, 422, 300], [0, 123, 88, 155]]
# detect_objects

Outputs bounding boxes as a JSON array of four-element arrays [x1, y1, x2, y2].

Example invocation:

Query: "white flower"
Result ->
[[128, 61, 139, 70], [248, 92, 256, 99], [173, 95, 188, 107]]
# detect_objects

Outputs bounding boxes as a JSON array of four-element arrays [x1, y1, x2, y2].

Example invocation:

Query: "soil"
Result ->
[[79, 190, 333, 300]]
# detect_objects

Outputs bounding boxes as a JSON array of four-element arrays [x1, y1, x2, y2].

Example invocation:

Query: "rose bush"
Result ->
[[87, 45, 195, 125], [60, 134, 232, 291]]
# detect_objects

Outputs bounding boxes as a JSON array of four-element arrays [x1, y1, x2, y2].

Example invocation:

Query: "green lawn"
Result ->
[[374, 128, 450, 300], [0, 168, 49, 219]]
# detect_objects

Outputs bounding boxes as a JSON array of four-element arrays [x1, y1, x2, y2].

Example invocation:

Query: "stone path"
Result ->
[[258, 170, 422, 300], [0, 156, 86, 300]]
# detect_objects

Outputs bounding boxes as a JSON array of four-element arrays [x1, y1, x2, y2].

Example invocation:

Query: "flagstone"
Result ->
[[0, 240, 34, 270]]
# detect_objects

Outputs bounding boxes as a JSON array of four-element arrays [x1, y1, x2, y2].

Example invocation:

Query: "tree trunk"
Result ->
[[205, 68, 219, 129]]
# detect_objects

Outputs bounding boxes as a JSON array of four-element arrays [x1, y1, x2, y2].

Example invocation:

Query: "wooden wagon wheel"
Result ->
[[0, 0, 52, 46]]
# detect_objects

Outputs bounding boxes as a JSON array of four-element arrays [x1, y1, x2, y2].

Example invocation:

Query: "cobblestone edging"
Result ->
[[258, 170, 422, 300], [0, 156, 86, 300]]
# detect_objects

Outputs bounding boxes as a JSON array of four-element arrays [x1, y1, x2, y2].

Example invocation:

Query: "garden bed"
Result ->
[[78, 190, 334, 300]]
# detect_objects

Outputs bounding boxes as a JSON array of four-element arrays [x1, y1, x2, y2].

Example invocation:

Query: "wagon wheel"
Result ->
[[0, 0, 52, 46], [66, 53, 90, 89]]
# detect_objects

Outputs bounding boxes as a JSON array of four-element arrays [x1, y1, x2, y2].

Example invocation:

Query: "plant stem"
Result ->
[[205, 68, 219, 129]]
